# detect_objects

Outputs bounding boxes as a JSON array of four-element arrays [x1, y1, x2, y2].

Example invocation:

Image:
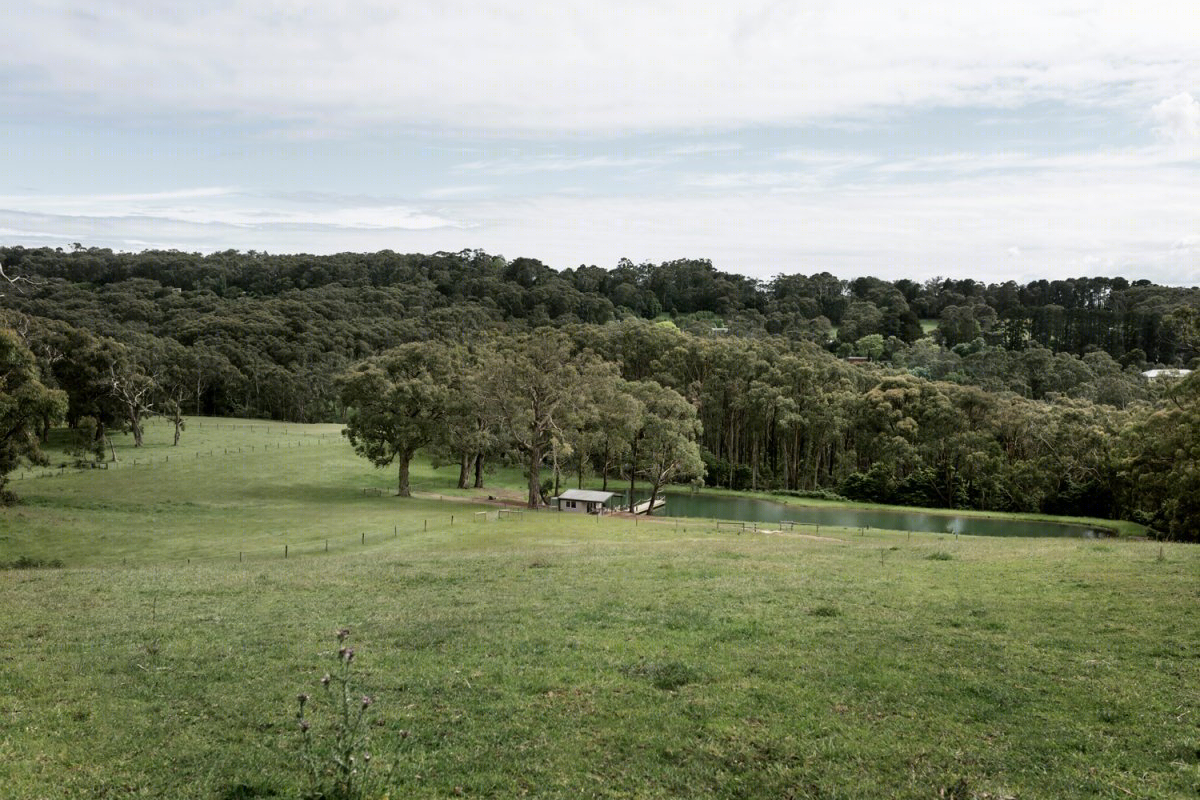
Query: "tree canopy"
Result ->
[[337, 342, 454, 497], [0, 328, 67, 500], [3, 245, 1197, 538]]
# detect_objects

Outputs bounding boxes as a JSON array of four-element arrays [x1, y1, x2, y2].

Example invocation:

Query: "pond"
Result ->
[[648, 490, 1112, 538]]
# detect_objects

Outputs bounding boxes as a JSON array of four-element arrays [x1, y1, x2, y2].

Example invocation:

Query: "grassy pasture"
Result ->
[[1, 419, 1197, 799]]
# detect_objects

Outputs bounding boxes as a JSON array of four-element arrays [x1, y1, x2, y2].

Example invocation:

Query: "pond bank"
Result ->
[[648, 489, 1116, 538]]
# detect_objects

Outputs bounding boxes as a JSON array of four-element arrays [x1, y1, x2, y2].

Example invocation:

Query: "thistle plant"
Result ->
[[295, 628, 401, 800]]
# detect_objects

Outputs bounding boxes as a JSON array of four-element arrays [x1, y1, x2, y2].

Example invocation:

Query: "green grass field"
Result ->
[[2, 419, 1197, 798]]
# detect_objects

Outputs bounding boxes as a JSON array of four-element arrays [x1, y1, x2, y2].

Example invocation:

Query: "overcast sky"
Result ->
[[2, 2, 1198, 284]]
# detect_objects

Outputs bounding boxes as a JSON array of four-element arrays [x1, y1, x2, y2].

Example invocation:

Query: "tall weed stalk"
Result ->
[[295, 629, 400, 800]]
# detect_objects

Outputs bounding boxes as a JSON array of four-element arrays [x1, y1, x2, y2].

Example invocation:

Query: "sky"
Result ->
[[2, 2, 1198, 285]]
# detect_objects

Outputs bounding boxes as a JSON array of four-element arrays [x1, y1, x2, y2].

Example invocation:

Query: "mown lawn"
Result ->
[[1, 419, 1197, 798]]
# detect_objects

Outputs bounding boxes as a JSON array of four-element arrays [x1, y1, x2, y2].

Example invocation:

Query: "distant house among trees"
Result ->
[[550, 489, 618, 514], [1141, 368, 1192, 380]]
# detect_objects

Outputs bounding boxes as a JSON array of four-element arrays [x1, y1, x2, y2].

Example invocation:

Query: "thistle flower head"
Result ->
[[299, 718, 310, 733], [336, 627, 350, 642], [320, 673, 331, 687], [361, 695, 373, 709]]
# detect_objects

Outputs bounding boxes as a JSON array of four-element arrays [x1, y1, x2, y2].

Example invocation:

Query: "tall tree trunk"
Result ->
[[527, 443, 541, 508], [648, 473, 662, 517], [95, 422, 116, 462], [782, 434, 792, 490], [552, 445, 560, 499], [601, 439, 610, 491], [751, 435, 758, 492], [396, 448, 414, 497], [473, 454, 484, 488], [457, 452, 471, 489], [628, 437, 638, 513]]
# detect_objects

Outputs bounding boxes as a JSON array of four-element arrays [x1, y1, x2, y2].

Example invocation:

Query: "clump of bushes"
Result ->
[[623, 658, 703, 691], [1, 556, 64, 570], [774, 488, 849, 502]]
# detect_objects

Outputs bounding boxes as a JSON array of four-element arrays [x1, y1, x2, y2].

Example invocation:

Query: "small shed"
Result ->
[[550, 489, 618, 515]]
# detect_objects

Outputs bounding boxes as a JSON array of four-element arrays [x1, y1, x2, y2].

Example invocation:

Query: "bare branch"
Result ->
[[0, 264, 46, 296]]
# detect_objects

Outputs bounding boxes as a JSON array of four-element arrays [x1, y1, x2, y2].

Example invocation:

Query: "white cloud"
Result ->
[[681, 171, 820, 190], [422, 185, 500, 199], [3, 3, 1197, 285], [666, 143, 743, 156], [0, 227, 75, 240], [5, 158, 1196, 285], [453, 155, 664, 175], [0, 188, 464, 231], [4, 2, 1199, 132], [1152, 92, 1200, 152]]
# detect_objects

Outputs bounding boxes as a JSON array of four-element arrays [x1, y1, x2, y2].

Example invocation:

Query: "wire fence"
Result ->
[[11, 417, 343, 482], [127, 509, 885, 569], [101, 505, 563, 568]]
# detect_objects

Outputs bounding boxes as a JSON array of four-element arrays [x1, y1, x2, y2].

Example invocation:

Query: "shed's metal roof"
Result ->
[[552, 489, 618, 503]]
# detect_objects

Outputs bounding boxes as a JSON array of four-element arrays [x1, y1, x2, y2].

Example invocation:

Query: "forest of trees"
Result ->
[[1, 245, 1197, 539]]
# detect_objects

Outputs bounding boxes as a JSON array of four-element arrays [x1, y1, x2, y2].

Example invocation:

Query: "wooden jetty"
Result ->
[[627, 496, 667, 515]]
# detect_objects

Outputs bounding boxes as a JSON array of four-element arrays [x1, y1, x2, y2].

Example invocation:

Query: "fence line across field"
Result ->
[[29, 493, 937, 571], [13, 430, 342, 481]]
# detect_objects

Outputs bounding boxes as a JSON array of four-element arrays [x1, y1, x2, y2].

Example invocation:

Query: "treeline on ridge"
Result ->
[[1, 245, 1197, 540]]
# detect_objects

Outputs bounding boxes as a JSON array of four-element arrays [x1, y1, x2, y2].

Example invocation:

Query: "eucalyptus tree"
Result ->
[[486, 330, 594, 507], [0, 328, 67, 500], [628, 380, 704, 515], [106, 356, 156, 448], [48, 329, 131, 457], [1120, 363, 1199, 540], [433, 344, 499, 489], [572, 371, 643, 492], [338, 342, 453, 497], [744, 370, 796, 491], [102, 333, 169, 449]]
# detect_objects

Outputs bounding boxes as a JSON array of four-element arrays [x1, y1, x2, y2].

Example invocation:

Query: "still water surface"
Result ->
[[655, 490, 1111, 538]]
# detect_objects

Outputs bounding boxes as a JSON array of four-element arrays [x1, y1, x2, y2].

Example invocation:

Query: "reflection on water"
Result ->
[[653, 490, 1110, 538]]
